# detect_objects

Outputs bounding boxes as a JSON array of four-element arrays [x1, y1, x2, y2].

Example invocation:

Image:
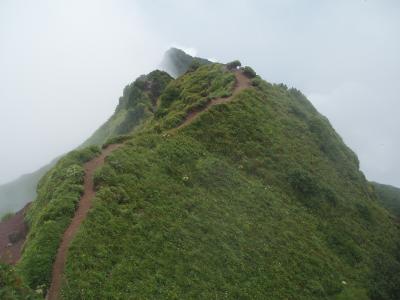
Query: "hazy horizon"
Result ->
[[1, 0, 399, 187]]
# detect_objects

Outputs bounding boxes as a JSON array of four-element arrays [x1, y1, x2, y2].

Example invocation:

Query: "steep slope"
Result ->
[[13, 62, 400, 299], [10, 71, 172, 295], [372, 182, 400, 219], [0, 163, 54, 217], [0, 71, 173, 217], [0, 47, 202, 218], [44, 70, 248, 300], [0, 263, 38, 299], [81, 70, 173, 147], [46, 144, 121, 300], [0, 204, 29, 264]]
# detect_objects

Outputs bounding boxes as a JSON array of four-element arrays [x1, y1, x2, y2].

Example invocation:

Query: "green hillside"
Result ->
[[0, 162, 54, 217], [13, 60, 400, 299], [0, 54, 180, 217], [81, 70, 173, 147], [0, 263, 38, 299], [372, 182, 400, 219]]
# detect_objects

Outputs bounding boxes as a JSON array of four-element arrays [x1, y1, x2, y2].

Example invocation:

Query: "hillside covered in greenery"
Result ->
[[0, 162, 55, 218], [372, 182, 400, 219], [0, 55, 179, 218], [0, 263, 38, 299], [81, 70, 173, 147], [5, 55, 398, 300]]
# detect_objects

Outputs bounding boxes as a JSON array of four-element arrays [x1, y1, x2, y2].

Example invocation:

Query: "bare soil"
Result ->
[[46, 144, 121, 300], [0, 203, 30, 264]]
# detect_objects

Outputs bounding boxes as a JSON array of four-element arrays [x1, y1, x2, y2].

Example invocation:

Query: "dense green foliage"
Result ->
[[7, 59, 400, 299], [241, 66, 257, 78], [155, 64, 235, 129], [19, 64, 395, 299], [372, 182, 400, 219], [6, 68, 174, 295], [0, 263, 38, 299], [82, 70, 173, 147], [17, 146, 101, 295], [226, 60, 242, 70], [0, 48, 204, 217]]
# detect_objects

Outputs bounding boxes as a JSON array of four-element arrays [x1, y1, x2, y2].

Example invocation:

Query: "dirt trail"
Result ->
[[46, 144, 121, 300], [176, 70, 251, 130], [0, 204, 30, 264], [46, 70, 251, 299]]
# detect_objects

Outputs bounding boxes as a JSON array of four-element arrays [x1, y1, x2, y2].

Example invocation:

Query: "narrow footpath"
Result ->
[[46, 144, 121, 300], [176, 70, 251, 130], [45, 69, 251, 299]]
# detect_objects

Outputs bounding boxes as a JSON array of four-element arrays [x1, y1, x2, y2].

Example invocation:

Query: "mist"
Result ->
[[1, 0, 399, 187], [0, 0, 165, 184]]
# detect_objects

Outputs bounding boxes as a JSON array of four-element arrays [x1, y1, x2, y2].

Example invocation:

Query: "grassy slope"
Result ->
[[14, 71, 172, 296], [154, 64, 235, 130], [0, 263, 39, 299], [42, 65, 400, 299], [0, 47, 203, 218], [0, 162, 55, 217], [372, 182, 400, 219], [0, 71, 172, 219], [81, 70, 173, 147], [16, 146, 101, 297], [0, 46, 201, 218]]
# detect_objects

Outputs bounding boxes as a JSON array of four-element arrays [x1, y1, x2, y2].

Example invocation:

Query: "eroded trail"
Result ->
[[46, 144, 121, 300], [176, 70, 251, 130], [46, 70, 251, 299]]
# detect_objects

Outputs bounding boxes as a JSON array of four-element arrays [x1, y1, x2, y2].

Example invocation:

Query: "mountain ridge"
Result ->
[[372, 182, 400, 219], [2, 47, 395, 218], [0, 48, 198, 217], [1, 49, 400, 300]]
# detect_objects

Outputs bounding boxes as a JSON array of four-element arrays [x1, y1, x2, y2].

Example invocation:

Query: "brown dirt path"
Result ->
[[46, 144, 121, 300], [0, 203, 30, 264], [175, 70, 251, 130], [46, 69, 251, 299]]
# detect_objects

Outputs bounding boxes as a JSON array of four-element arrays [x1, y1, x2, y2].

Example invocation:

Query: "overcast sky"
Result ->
[[0, 0, 399, 187]]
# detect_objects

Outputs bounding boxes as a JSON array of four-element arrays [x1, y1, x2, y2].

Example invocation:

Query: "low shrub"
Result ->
[[328, 231, 363, 266], [155, 108, 168, 119], [356, 203, 373, 223], [288, 168, 319, 196], [241, 66, 257, 78], [187, 60, 202, 73], [226, 60, 241, 70], [159, 85, 181, 109], [163, 111, 187, 129], [251, 76, 262, 87], [0, 263, 38, 299]]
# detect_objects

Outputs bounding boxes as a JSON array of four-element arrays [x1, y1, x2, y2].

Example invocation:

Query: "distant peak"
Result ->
[[160, 47, 211, 78]]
